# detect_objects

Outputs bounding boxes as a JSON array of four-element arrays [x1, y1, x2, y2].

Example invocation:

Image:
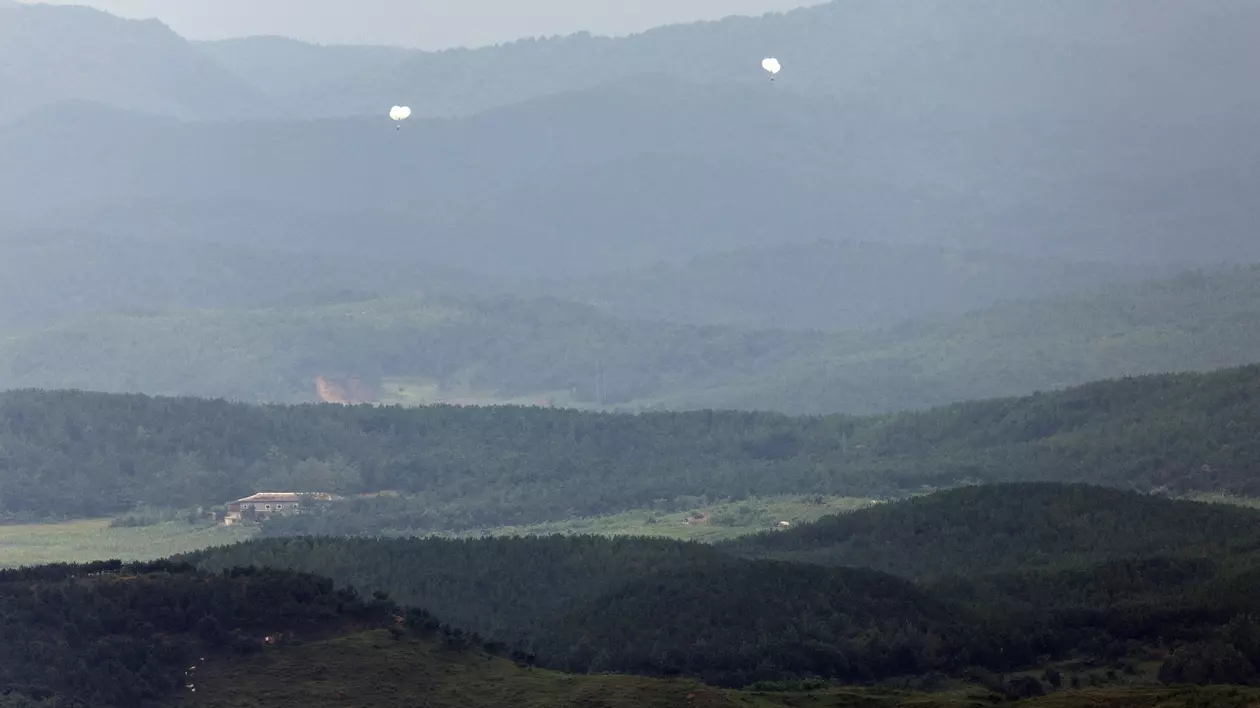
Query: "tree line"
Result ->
[[183, 485, 1260, 690], [1, 363, 1259, 527]]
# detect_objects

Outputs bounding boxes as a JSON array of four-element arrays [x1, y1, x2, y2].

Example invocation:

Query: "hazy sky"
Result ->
[[21, 0, 823, 48]]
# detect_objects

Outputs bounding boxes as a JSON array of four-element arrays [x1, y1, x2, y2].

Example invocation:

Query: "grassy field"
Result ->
[[378, 376, 592, 409], [172, 630, 1260, 708], [453, 495, 878, 542], [0, 519, 256, 568], [0, 496, 873, 567], [1185, 492, 1260, 510], [8, 491, 1256, 568]]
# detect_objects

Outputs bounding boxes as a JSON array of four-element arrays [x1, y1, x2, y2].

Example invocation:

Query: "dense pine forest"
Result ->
[[0, 561, 402, 707], [6, 484, 1260, 705], [3, 362, 1260, 529], [726, 484, 1260, 579], [180, 485, 1260, 690]]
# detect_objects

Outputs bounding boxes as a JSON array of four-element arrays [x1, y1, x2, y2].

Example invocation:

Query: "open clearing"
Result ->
[[0, 495, 870, 566], [0, 519, 256, 568], [453, 495, 878, 542], [7, 492, 1258, 568]]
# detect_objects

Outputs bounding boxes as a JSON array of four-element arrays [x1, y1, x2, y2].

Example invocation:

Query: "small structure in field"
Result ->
[[223, 492, 337, 525]]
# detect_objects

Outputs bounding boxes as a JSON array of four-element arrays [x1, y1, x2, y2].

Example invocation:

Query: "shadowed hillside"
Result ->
[[728, 484, 1260, 580]]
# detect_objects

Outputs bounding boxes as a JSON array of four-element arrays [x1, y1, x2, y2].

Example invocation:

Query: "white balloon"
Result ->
[[389, 105, 411, 121], [761, 58, 781, 75]]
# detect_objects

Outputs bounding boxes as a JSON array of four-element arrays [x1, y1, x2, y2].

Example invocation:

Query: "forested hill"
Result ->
[[8, 1, 1259, 267], [187, 536, 730, 645], [727, 484, 1260, 580], [186, 536, 976, 685], [0, 231, 1152, 337], [651, 264, 1260, 414], [0, 560, 401, 707], [4, 362, 1260, 525], [2, 261, 1258, 415], [184, 485, 1260, 689], [14, 496, 1260, 705], [0, 292, 827, 406]]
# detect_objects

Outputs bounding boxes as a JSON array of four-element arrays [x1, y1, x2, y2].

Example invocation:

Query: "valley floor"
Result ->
[[0, 495, 872, 567], [3, 492, 1250, 569], [0, 518, 255, 568]]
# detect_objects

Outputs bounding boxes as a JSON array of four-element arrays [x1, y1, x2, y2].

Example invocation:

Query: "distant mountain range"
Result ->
[[2, 262, 1258, 413], [0, 1, 272, 123], [3, 0, 1260, 414], [0, 230, 1159, 333], [10, 0, 1260, 120], [3, 0, 1260, 266]]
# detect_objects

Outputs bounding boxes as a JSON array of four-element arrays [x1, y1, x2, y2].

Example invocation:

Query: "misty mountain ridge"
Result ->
[[2, 261, 1259, 414], [188, 0, 1260, 121], [516, 240, 1166, 331], [3, 0, 1259, 416], [0, 227, 1162, 334], [7, 0, 1257, 122], [0, 1, 274, 123], [4, 74, 1259, 270]]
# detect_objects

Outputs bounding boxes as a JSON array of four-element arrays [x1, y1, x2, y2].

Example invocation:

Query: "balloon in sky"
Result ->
[[761, 58, 781, 80], [389, 105, 411, 128]]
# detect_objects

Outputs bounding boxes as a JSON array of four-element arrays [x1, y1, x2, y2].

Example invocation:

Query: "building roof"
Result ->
[[232, 492, 337, 503]]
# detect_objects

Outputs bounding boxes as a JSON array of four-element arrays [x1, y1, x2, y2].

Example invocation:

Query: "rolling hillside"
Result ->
[[0, 230, 479, 332], [188, 536, 978, 685], [514, 240, 1157, 332], [10, 532, 1260, 706], [0, 1, 269, 123], [0, 231, 1153, 335], [2, 74, 1258, 275], [195, 0, 1260, 129], [728, 484, 1260, 580], [184, 484, 1260, 689], [648, 265, 1260, 414], [4, 361, 1260, 526], [2, 263, 1260, 414], [174, 629, 834, 708], [0, 291, 825, 404], [0, 560, 399, 707], [192, 0, 1260, 267], [0, 82, 933, 276], [4, 1, 1259, 269]]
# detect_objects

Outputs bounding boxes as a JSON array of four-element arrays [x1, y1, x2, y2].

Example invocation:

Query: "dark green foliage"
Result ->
[[5, 361, 1260, 526], [729, 484, 1260, 678], [0, 561, 398, 707], [728, 484, 1260, 580], [184, 535, 730, 643], [186, 535, 984, 687], [1159, 643, 1260, 686], [183, 484, 1260, 687], [545, 560, 973, 686]]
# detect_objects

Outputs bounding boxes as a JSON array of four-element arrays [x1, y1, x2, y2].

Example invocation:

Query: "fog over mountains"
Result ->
[[2, 0, 1258, 410]]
